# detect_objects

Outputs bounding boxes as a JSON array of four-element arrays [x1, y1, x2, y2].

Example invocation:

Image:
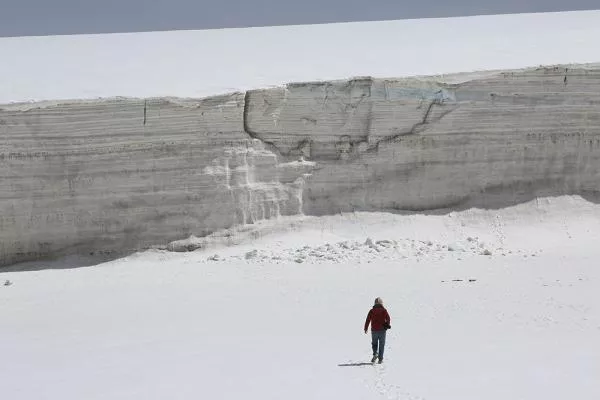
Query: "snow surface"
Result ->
[[1, 196, 599, 399], [1, 10, 600, 103]]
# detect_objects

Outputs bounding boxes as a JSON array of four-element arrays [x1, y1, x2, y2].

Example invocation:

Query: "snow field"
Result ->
[[1, 10, 600, 103], [1, 196, 599, 399]]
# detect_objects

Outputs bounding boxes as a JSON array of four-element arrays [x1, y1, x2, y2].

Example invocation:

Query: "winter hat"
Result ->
[[374, 297, 383, 305]]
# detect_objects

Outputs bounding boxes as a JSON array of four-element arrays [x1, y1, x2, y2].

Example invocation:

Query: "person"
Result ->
[[364, 297, 391, 364]]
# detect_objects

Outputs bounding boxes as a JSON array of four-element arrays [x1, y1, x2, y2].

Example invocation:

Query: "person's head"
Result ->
[[374, 297, 383, 306]]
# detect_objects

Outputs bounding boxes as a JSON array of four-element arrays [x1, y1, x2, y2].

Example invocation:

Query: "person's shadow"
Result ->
[[338, 362, 373, 367]]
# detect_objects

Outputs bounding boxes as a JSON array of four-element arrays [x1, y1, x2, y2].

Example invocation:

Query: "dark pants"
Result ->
[[371, 330, 386, 359]]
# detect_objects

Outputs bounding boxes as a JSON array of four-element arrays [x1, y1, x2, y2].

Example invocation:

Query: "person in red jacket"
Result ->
[[364, 297, 391, 364]]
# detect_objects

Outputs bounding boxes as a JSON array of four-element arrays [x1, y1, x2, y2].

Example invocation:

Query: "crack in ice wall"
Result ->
[[244, 77, 460, 161], [1, 64, 600, 266]]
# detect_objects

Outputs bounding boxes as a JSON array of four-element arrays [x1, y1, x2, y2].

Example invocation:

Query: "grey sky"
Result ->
[[1, 0, 598, 37]]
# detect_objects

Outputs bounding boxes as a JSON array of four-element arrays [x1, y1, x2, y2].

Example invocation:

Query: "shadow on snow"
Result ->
[[338, 362, 374, 367]]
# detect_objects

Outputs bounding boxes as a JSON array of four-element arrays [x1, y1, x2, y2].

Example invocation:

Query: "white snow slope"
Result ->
[[1, 10, 600, 103], [1, 196, 599, 400]]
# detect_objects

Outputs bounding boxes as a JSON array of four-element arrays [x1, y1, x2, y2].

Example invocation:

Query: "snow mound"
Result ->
[[202, 236, 500, 265]]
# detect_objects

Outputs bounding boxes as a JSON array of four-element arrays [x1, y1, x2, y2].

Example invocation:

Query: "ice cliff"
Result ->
[[2, 65, 600, 266]]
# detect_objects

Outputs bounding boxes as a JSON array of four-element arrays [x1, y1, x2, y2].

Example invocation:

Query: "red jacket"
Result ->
[[364, 304, 391, 332]]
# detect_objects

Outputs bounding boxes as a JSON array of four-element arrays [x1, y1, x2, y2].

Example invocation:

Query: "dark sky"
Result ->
[[1, 0, 598, 37]]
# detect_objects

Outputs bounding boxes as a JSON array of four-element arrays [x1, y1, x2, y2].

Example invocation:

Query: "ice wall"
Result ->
[[1, 65, 600, 266], [246, 66, 600, 213], [0, 95, 314, 265]]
